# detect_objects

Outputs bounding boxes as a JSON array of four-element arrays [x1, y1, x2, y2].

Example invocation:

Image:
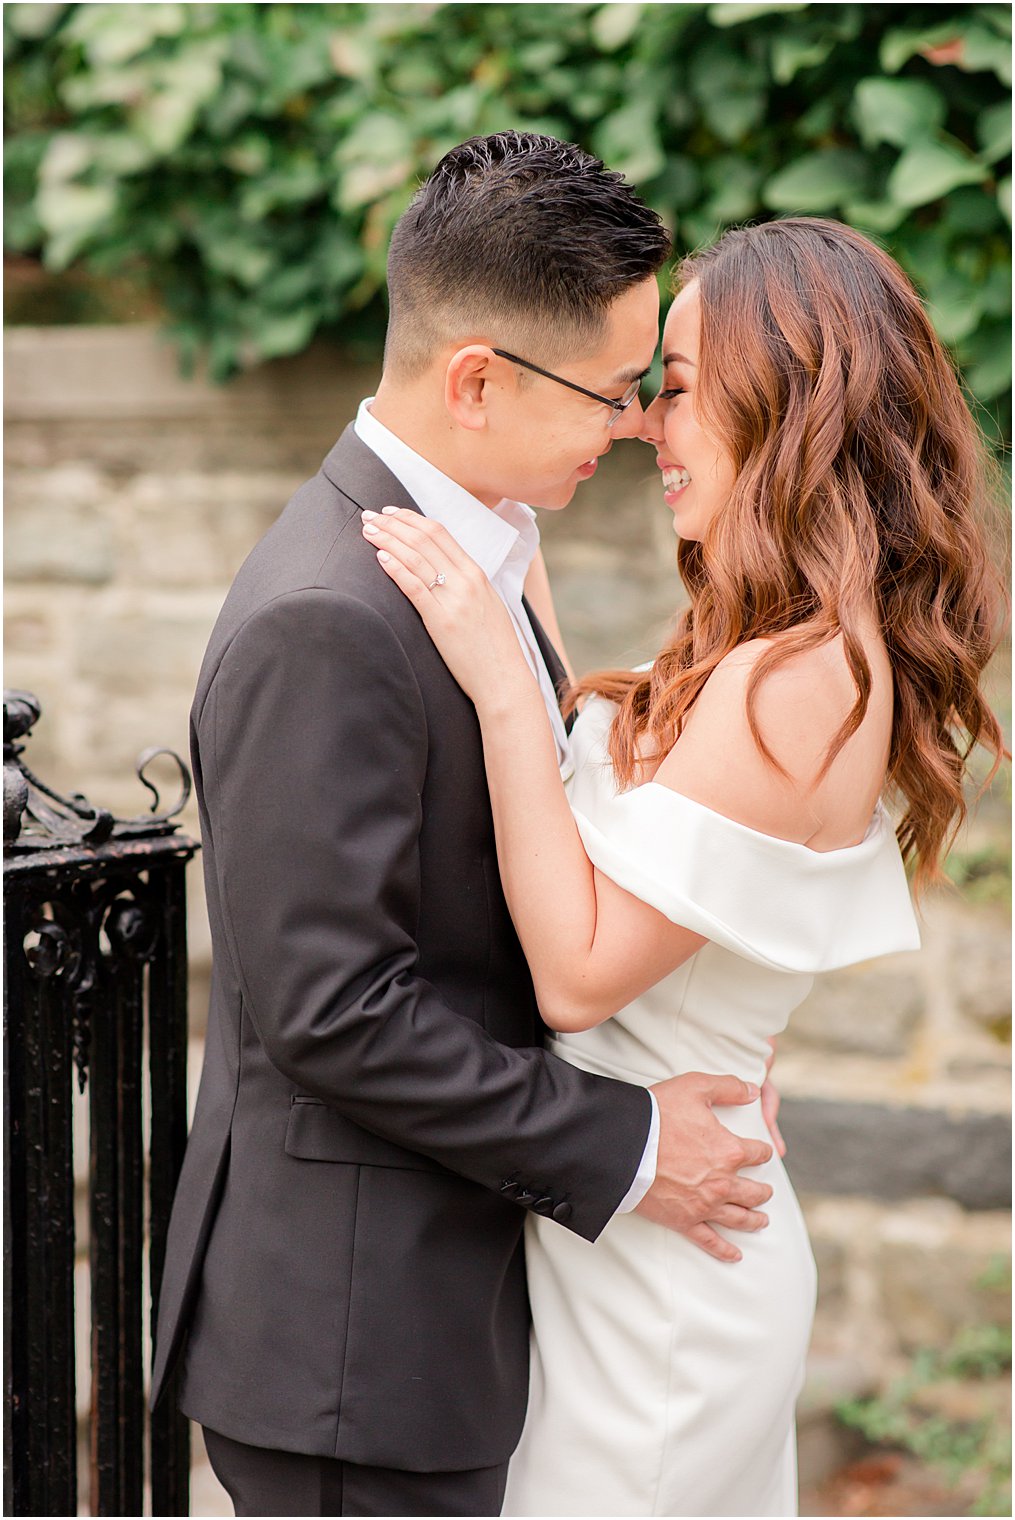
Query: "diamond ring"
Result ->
[[427, 572, 447, 590]]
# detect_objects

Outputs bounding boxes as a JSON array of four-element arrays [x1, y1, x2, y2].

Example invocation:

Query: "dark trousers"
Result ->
[[203, 1427, 510, 1518]]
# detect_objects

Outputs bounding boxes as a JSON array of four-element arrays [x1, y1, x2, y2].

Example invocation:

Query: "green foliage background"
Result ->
[[4, 1, 1011, 440]]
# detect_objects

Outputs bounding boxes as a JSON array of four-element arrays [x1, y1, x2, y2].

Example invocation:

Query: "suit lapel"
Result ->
[[326, 425, 574, 735], [522, 596, 575, 736], [322, 424, 425, 518]]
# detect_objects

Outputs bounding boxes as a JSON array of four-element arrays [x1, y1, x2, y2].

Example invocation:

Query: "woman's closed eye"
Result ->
[[657, 387, 686, 401]]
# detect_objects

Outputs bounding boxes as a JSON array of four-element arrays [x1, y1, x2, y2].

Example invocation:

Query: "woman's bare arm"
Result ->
[[362, 510, 876, 1028]]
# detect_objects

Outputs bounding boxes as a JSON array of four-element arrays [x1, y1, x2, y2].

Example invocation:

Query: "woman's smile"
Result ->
[[658, 458, 692, 505]]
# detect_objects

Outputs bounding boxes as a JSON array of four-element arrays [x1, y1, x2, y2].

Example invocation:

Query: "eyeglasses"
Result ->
[[491, 348, 642, 428]]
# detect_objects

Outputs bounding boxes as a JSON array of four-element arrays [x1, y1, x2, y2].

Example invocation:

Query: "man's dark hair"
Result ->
[[384, 131, 671, 376]]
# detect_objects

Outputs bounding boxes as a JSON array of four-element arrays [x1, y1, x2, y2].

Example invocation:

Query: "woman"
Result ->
[[360, 218, 1005, 1517]]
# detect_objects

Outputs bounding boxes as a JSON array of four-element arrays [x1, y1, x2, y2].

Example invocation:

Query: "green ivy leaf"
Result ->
[[254, 306, 321, 361], [762, 149, 869, 211], [5, 4, 68, 42], [795, 97, 838, 141], [333, 111, 415, 212], [843, 199, 908, 234], [128, 43, 228, 155], [653, 155, 702, 212], [689, 42, 768, 144], [881, 16, 1012, 83], [590, 3, 644, 53], [36, 181, 118, 267], [964, 324, 1012, 402], [200, 235, 275, 289], [63, 3, 187, 67], [979, 258, 1013, 318], [592, 100, 666, 185], [887, 140, 988, 210], [770, 34, 834, 86], [707, 3, 807, 27], [880, 20, 967, 75], [977, 101, 1012, 163], [925, 270, 984, 344], [941, 184, 1003, 234], [954, 22, 1013, 84], [239, 160, 329, 221], [700, 155, 762, 221], [851, 77, 947, 151]]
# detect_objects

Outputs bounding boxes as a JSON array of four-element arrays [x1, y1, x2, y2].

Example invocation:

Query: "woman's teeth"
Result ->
[[662, 467, 691, 493]]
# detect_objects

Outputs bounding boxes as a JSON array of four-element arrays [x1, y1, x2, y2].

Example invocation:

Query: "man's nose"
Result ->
[[612, 395, 646, 441]]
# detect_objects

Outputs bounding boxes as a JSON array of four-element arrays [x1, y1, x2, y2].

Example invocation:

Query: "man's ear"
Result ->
[[445, 346, 500, 431]]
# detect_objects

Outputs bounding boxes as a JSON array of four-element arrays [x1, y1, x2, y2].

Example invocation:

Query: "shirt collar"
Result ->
[[354, 398, 538, 583]]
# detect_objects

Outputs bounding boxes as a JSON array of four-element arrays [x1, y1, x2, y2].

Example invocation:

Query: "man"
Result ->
[[151, 132, 775, 1518]]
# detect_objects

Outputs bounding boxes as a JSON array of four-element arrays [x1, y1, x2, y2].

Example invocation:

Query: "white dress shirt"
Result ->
[[354, 398, 659, 1214], [355, 398, 572, 772]]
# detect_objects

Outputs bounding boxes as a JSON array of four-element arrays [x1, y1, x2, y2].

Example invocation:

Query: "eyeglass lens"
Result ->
[[607, 379, 642, 427]]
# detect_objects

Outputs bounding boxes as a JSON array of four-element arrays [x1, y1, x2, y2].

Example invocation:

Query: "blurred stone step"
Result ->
[[781, 1097, 1011, 1210], [797, 1352, 877, 1490]]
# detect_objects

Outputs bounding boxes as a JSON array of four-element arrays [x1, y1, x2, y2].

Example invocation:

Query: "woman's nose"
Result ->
[[638, 396, 664, 445]]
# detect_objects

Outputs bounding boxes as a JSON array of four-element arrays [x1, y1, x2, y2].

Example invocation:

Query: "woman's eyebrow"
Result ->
[[663, 351, 696, 366]]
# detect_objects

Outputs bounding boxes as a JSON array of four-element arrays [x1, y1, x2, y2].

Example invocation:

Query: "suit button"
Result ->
[[516, 1190, 537, 1207], [500, 1181, 521, 1199], [552, 1202, 573, 1223], [532, 1196, 555, 1215]]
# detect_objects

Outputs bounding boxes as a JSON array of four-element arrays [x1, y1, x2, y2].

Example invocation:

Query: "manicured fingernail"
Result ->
[[361, 509, 376, 519], [363, 520, 379, 534], [377, 550, 391, 562], [381, 505, 399, 515], [746, 1084, 759, 1099]]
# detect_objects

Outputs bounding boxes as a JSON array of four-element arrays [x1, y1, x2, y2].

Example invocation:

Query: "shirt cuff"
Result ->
[[613, 1090, 659, 1214]]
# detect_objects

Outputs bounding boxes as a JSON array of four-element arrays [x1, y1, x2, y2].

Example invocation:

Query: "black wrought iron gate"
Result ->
[[4, 691, 198, 1516]]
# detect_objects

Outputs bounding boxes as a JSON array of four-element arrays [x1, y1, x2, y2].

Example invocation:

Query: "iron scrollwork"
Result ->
[[5, 691, 197, 1517], [4, 689, 191, 850], [21, 881, 160, 1093]]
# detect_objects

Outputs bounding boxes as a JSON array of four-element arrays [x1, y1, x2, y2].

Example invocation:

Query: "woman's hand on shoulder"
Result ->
[[653, 634, 877, 847], [361, 508, 529, 708]]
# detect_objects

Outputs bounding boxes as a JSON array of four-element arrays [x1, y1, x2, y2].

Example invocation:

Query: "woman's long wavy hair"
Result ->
[[571, 217, 1007, 895]]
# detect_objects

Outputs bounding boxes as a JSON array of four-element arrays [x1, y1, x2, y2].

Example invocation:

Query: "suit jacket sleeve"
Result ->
[[200, 585, 651, 1241]]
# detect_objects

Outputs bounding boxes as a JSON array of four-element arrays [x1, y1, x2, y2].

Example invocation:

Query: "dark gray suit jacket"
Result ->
[[150, 426, 651, 1470]]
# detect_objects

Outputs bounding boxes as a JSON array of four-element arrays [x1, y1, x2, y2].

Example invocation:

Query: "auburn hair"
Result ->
[[571, 217, 1007, 895]]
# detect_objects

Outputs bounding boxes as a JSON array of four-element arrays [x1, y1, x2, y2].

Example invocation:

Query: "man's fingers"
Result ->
[[683, 1223, 742, 1264], [697, 1074, 760, 1108], [705, 1205, 769, 1232], [724, 1176, 773, 1209], [738, 1137, 774, 1169]]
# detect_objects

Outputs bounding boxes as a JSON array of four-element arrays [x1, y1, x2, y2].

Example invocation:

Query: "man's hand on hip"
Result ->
[[635, 1072, 773, 1263]]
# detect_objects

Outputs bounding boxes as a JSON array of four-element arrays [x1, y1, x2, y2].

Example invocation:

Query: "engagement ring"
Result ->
[[428, 572, 447, 590]]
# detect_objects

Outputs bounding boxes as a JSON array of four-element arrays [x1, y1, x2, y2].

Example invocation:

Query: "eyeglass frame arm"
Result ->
[[490, 348, 637, 415]]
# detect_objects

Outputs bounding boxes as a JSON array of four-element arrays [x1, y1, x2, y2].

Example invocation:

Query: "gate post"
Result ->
[[4, 691, 198, 1517]]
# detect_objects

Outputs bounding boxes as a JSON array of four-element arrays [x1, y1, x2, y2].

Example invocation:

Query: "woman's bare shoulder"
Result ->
[[653, 629, 890, 845]]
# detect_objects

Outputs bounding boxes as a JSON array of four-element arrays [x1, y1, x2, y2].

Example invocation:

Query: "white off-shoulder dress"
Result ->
[[503, 696, 921, 1519]]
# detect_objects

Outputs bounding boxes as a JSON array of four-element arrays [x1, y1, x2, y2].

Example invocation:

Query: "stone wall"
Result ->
[[6, 327, 1010, 1431]]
